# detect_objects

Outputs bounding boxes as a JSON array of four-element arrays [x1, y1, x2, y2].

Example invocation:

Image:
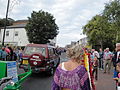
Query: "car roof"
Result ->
[[26, 44, 55, 48]]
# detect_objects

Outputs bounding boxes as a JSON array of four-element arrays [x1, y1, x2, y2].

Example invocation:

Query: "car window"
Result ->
[[48, 48, 54, 56], [24, 46, 46, 57]]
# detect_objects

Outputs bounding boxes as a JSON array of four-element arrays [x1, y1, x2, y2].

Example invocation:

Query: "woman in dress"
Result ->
[[51, 45, 91, 90]]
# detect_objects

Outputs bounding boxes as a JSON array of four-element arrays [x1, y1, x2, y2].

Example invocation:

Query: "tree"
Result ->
[[83, 0, 120, 50], [25, 10, 59, 44], [83, 15, 114, 50], [0, 18, 14, 27], [103, 0, 120, 43]]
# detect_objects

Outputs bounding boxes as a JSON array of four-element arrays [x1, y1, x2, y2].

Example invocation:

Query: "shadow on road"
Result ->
[[30, 72, 53, 78]]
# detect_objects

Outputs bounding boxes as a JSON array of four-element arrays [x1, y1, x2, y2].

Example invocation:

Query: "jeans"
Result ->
[[104, 59, 111, 73], [92, 66, 98, 80], [99, 58, 104, 69]]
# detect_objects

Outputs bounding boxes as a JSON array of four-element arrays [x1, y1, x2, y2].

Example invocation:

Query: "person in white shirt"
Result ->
[[103, 48, 112, 74], [92, 49, 100, 59]]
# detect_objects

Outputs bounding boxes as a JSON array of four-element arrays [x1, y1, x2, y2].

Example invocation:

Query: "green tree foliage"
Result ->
[[83, 15, 113, 49], [0, 18, 14, 27], [103, 0, 120, 43], [103, 0, 120, 23], [83, 0, 120, 50], [25, 10, 59, 44]]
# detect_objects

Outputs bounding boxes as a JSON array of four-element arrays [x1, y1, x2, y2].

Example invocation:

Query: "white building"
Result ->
[[0, 20, 56, 46], [78, 37, 88, 46]]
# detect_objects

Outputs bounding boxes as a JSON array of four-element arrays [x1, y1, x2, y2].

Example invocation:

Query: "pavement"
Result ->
[[96, 69, 116, 90]]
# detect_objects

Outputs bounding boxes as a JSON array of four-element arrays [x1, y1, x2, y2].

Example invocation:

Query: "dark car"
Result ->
[[19, 44, 60, 75]]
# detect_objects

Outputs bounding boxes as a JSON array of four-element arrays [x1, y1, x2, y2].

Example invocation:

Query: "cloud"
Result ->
[[0, 0, 110, 47]]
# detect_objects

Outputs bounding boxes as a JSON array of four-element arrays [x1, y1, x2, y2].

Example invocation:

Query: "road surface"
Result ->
[[18, 53, 116, 90]]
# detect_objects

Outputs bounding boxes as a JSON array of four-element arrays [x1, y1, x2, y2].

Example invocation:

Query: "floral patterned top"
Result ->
[[51, 65, 91, 90]]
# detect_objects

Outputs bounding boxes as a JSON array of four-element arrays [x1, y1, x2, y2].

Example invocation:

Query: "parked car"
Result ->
[[19, 44, 60, 75]]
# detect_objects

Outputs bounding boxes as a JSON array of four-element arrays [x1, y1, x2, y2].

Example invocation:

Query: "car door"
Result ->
[[48, 48, 58, 67]]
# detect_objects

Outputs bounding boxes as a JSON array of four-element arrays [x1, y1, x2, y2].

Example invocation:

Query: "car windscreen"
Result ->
[[24, 46, 46, 57]]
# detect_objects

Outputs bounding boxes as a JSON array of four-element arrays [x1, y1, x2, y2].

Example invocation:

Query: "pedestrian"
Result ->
[[1, 47, 7, 61], [4, 45, 10, 54], [112, 43, 120, 68], [99, 48, 104, 70], [113, 61, 120, 80], [18, 48, 23, 62], [112, 43, 120, 81], [14, 47, 19, 61], [92, 55, 98, 81], [13, 48, 17, 61], [103, 48, 112, 74], [8, 46, 14, 61], [5, 45, 10, 61], [92, 49, 100, 59], [51, 45, 91, 90], [113, 62, 120, 89]]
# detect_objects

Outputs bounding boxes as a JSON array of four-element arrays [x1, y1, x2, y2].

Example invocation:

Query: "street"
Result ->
[[0, 0, 119, 90], [18, 53, 116, 90], [22, 73, 53, 90], [19, 53, 67, 90]]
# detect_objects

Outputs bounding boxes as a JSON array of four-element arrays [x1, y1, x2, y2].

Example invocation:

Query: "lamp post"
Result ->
[[2, 0, 10, 46]]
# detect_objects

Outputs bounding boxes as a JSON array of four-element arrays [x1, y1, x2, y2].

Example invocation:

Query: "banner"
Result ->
[[7, 61, 18, 83], [84, 52, 96, 90]]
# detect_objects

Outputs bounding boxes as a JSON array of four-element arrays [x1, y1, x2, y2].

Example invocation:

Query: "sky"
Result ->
[[0, 0, 110, 47]]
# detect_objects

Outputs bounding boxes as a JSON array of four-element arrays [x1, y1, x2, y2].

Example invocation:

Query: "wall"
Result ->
[[0, 28, 56, 46], [0, 28, 29, 46]]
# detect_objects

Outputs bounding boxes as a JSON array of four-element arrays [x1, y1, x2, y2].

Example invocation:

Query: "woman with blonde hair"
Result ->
[[51, 45, 91, 90]]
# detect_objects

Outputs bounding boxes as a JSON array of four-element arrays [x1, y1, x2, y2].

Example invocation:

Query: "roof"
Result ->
[[7, 24, 26, 28], [0, 24, 26, 29], [26, 44, 55, 48], [0, 19, 28, 29], [14, 20, 28, 23]]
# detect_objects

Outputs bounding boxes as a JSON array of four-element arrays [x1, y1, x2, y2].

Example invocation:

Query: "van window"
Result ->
[[24, 47, 46, 57]]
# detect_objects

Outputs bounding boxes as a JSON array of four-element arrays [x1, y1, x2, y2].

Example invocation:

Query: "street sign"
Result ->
[[0, 61, 18, 83]]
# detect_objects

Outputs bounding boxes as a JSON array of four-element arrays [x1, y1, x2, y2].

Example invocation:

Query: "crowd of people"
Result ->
[[0, 44, 23, 62], [52, 43, 120, 90], [89, 47, 113, 81], [1, 43, 120, 90]]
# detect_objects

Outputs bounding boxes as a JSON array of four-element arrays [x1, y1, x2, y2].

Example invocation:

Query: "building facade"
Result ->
[[0, 20, 56, 46]]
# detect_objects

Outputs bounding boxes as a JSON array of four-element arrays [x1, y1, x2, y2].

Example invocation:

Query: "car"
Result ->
[[19, 44, 60, 75]]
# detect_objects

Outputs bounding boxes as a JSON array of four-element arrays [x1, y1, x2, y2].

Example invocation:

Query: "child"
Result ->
[[113, 63, 120, 79], [113, 62, 120, 90], [113, 54, 120, 81], [92, 55, 98, 81]]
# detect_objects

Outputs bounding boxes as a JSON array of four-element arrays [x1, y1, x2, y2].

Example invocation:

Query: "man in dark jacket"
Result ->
[[99, 48, 104, 70], [112, 43, 120, 82], [112, 43, 120, 68]]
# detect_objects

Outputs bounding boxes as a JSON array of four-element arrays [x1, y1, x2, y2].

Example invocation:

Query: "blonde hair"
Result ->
[[66, 45, 84, 62]]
